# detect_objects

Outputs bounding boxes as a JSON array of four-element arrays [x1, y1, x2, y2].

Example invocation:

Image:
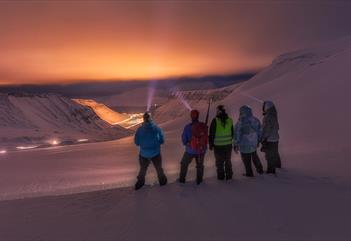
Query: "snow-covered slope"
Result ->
[[73, 98, 129, 125], [0, 93, 131, 148], [153, 36, 351, 178], [222, 37, 351, 152]]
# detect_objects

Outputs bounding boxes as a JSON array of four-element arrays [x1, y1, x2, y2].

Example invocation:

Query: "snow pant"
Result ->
[[214, 145, 233, 180], [136, 154, 167, 186], [264, 141, 281, 173], [240, 151, 263, 176], [179, 152, 205, 183]]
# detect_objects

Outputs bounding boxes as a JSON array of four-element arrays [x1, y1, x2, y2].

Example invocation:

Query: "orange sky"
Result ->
[[1, 1, 350, 84]]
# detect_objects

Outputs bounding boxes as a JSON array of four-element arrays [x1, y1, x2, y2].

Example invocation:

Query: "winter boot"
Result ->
[[134, 180, 145, 190]]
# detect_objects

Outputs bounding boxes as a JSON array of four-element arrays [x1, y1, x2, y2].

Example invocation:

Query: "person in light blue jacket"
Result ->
[[134, 112, 167, 190], [234, 105, 263, 176]]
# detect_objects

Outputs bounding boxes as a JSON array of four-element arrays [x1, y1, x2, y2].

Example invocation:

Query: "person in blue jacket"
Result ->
[[234, 105, 264, 177], [134, 112, 167, 190]]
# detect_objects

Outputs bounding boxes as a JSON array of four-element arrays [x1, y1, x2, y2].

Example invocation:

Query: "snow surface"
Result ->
[[1, 37, 351, 240]]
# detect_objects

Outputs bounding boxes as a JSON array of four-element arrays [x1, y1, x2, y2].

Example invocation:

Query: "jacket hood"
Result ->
[[263, 101, 277, 116], [142, 121, 156, 128], [239, 105, 253, 118]]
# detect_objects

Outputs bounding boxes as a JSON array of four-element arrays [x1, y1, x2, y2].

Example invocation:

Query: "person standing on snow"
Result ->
[[261, 101, 281, 173], [178, 110, 208, 185], [209, 105, 234, 180], [234, 105, 264, 177], [134, 112, 167, 190]]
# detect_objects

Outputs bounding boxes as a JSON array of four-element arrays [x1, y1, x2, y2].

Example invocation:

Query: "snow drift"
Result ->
[[0, 93, 131, 148]]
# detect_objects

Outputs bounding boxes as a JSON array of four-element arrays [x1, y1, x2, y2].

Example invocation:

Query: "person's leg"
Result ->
[[266, 142, 276, 174], [214, 146, 225, 180], [195, 154, 205, 184], [241, 153, 253, 177], [151, 154, 167, 186], [135, 155, 150, 190], [252, 151, 263, 174], [179, 152, 193, 183], [224, 145, 233, 180], [274, 142, 282, 168]]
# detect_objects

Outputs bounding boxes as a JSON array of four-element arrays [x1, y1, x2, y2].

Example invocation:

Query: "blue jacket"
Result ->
[[182, 121, 207, 155], [134, 121, 164, 158], [234, 106, 262, 154]]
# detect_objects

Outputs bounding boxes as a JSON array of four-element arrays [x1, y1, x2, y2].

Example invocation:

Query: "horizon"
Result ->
[[0, 72, 256, 97]]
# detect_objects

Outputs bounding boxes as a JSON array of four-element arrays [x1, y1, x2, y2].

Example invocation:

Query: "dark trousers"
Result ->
[[214, 145, 233, 180], [179, 152, 205, 183], [137, 154, 167, 185], [264, 142, 281, 173], [240, 151, 263, 176]]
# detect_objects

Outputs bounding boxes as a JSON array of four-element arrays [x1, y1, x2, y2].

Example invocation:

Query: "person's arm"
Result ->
[[256, 118, 263, 143], [158, 127, 165, 145], [231, 122, 234, 139], [134, 129, 140, 146], [208, 119, 216, 149], [261, 116, 272, 142], [233, 122, 240, 153], [181, 126, 189, 146], [234, 121, 241, 145]]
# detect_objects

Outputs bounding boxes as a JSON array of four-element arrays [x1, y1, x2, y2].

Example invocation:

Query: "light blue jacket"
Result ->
[[234, 106, 262, 154], [134, 121, 164, 158]]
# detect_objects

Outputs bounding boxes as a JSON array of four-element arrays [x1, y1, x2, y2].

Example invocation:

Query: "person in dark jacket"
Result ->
[[134, 112, 167, 190], [234, 105, 263, 177], [178, 110, 207, 185], [209, 105, 234, 180], [261, 101, 281, 174]]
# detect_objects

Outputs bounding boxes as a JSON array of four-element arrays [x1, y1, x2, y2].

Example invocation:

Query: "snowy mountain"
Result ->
[[0, 93, 131, 148]]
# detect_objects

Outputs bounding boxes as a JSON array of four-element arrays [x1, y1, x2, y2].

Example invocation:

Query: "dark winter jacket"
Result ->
[[134, 121, 164, 158], [182, 120, 207, 155], [262, 101, 280, 142], [209, 113, 234, 148]]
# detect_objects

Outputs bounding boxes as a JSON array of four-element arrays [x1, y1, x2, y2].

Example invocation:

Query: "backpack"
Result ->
[[190, 122, 208, 154]]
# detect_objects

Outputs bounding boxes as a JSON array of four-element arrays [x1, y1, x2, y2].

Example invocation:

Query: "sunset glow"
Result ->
[[1, 1, 350, 85]]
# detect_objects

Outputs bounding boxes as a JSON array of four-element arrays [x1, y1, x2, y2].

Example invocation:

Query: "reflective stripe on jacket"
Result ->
[[214, 117, 233, 146]]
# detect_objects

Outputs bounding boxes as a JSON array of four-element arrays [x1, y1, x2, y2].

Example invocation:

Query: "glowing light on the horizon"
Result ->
[[50, 139, 60, 145], [77, 139, 89, 143], [16, 146, 38, 150]]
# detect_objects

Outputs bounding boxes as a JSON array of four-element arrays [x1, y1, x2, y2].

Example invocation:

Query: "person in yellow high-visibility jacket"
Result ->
[[209, 105, 234, 180]]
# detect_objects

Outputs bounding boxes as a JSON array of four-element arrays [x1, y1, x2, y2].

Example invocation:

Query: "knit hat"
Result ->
[[190, 109, 199, 121]]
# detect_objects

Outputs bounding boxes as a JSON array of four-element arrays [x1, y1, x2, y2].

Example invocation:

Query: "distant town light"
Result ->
[[77, 138, 89, 143], [50, 139, 59, 145], [0, 150, 7, 154], [16, 146, 38, 150]]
